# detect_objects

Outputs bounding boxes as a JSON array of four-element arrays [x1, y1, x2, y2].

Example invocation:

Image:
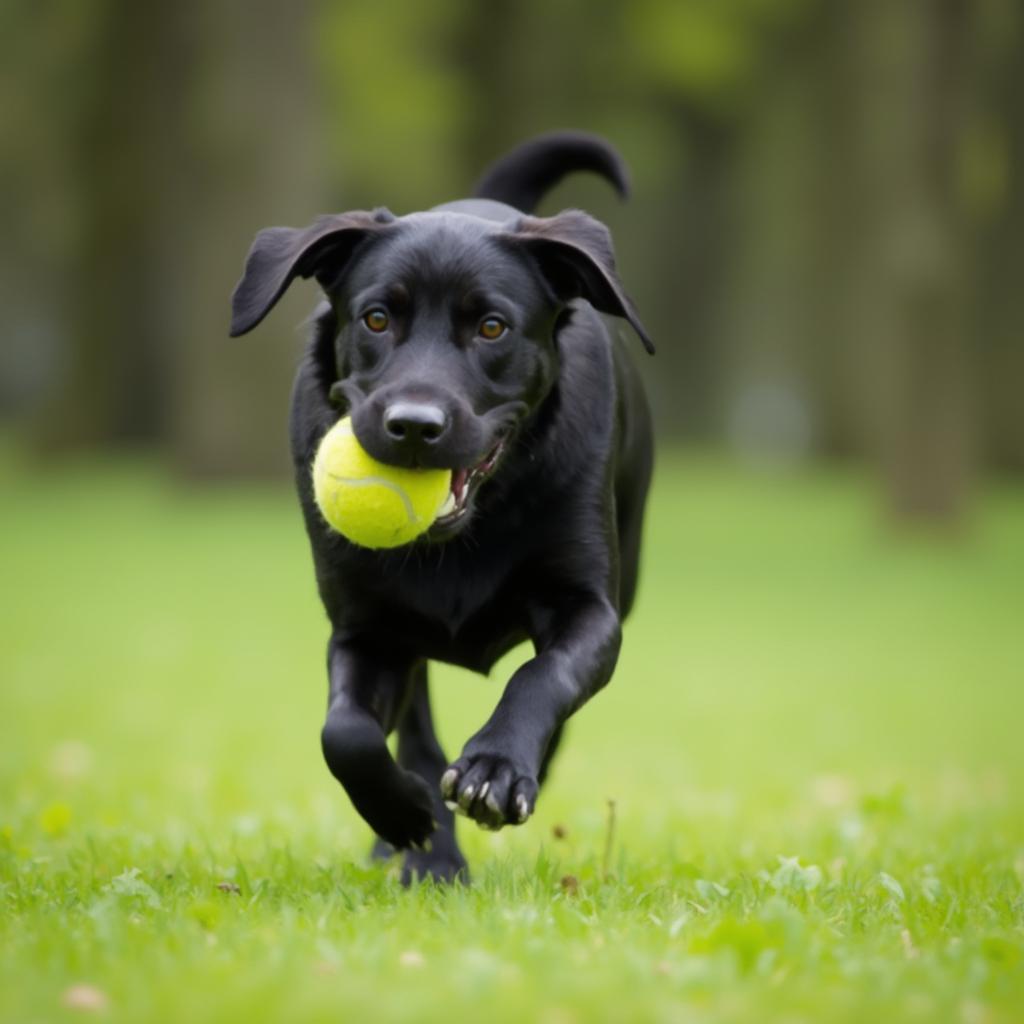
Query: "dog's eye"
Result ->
[[478, 316, 507, 341], [363, 309, 389, 333]]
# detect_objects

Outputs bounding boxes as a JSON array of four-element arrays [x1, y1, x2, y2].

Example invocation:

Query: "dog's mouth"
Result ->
[[432, 437, 507, 531]]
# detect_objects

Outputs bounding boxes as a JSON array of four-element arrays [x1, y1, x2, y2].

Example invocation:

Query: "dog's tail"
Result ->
[[472, 132, 630, 213]]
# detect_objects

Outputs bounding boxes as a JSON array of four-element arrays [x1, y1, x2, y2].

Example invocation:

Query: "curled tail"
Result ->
[[472, 131, 630, 213]]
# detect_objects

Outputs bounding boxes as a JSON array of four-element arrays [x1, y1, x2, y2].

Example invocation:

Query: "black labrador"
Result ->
[[230, 132, 654, 883]]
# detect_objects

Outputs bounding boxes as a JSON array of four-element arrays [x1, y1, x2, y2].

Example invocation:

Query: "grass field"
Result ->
[[2, 442, 1023, 1023]]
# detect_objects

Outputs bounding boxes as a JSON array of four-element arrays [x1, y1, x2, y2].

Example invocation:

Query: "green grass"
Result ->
[[2, 442, 1023, 1023]]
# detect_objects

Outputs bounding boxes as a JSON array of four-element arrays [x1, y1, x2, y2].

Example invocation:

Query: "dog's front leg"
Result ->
[[441, 596, 621, 829], [321, 635, 436, 849]]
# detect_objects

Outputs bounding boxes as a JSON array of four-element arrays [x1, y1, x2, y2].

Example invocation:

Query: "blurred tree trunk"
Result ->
[[456, 0, 626, 188], [40, 0, 325, 477], [40, 0, 187, 449], [167, 0, 327, 478], [660, 109, 734, 439], [832, 0, 975, 523], [456, 0, 525, 185], [718, 41, 819, 462], [976, 5, 1024, 472]]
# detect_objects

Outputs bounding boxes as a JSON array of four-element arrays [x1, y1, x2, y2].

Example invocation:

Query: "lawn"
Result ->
[[2, 442, 1022, 1023]]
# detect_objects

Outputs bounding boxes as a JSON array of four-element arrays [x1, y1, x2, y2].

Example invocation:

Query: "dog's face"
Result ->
[[327, 213, 560, 535], [230, 206, 651, 538]]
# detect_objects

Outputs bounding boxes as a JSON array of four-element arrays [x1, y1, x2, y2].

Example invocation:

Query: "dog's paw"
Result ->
[[440, 755, 538, 830], [371, 834, 469, 885], [401, 843, 470, 886], [352, 769, 437, 851], [369, 836, 398, 862]]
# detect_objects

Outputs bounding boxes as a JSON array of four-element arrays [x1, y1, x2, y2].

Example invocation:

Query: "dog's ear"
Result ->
[[230, 209, 396, 337], [506, 210, 654, 354]]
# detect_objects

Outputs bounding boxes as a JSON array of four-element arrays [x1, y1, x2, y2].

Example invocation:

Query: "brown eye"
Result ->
[[479, 316, 507, 341], [363, 309, 389, 333]]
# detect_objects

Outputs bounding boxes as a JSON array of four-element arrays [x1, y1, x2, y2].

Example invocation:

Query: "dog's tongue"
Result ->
[[451, 468, 468, 504]]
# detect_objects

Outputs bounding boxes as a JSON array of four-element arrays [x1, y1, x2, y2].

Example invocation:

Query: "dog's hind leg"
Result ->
[[321, 634, 436, 851], [387, 665, 469, 884]]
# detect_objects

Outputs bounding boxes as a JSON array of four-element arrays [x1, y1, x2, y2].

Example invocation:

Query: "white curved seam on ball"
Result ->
[[326, 472, 420, 523]]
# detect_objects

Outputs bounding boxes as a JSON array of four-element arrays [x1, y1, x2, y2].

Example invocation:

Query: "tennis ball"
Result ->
[[311, 417, 452, 549]]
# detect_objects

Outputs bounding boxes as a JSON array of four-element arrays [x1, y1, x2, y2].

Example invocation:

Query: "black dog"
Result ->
[[230, 133, 653, 883]]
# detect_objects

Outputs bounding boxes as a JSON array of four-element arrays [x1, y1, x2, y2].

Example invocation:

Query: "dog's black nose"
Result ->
[[383, 402, 448, 445]]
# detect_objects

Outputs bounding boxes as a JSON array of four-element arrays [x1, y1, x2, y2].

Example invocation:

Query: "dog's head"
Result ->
[[230, 206, 651, 537]]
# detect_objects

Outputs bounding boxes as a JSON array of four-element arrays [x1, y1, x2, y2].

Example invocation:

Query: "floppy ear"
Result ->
[[229, 209, 395, 337], [506, 209, 654, 354]]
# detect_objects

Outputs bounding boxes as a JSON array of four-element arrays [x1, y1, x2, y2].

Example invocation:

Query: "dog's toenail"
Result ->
[[477, 781, 490, 802], [440, 768, 458, 795], [444, 800, 458, 811], [516, 794, 529, 822]]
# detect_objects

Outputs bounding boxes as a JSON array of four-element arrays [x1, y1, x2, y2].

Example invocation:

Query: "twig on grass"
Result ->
[[602, 798, 617, 880]]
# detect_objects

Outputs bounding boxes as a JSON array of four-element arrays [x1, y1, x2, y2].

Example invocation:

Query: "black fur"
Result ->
[[471, 131, 631, 212], [230, 133, 654, 884]]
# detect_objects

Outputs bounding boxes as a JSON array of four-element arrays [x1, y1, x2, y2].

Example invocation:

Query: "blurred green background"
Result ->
[[3, 0, 1023, 509], [2, 3, 1024, 1021]]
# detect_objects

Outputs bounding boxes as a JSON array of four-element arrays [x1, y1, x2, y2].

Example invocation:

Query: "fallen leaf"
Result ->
[[61, 985, 108, 1012]]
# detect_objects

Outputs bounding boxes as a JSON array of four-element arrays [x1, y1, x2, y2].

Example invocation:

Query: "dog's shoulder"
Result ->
[[543, 300, 621, 461]]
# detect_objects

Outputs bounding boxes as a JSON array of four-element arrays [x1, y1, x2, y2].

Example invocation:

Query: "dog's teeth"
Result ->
[[452, 469, 468, 503], [438, 492, 456, 518]]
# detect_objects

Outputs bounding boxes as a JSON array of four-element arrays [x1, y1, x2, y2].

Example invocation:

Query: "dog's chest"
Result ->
[[346, 543, 530, 672]]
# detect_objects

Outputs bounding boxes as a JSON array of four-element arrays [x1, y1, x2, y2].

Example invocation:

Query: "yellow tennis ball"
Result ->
[[311, 417, 452, 549]]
